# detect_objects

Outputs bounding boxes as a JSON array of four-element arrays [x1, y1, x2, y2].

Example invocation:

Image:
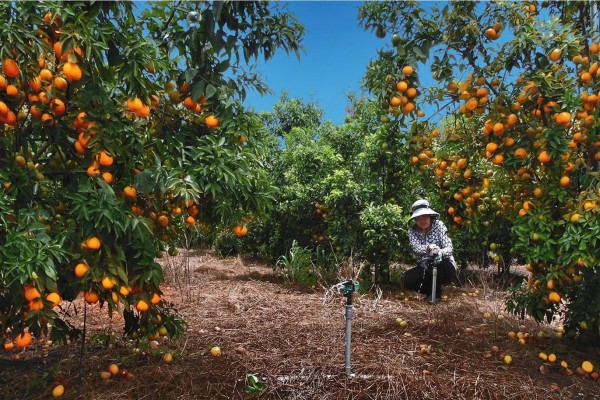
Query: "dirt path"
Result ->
[[1, 250, 599, 399]]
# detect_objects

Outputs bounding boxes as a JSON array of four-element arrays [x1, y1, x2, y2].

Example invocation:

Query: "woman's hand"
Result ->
[[427, 244, 440, 255]]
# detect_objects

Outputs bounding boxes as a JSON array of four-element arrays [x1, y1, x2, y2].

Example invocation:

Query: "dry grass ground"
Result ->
[[1, 249, 599, 399]]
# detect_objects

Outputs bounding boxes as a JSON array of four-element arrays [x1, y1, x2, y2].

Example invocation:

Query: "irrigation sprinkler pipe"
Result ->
[[333, 279, 359, 378]]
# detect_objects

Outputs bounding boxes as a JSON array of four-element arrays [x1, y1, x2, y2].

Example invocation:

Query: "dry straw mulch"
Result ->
[[1, 249, 599, 399]]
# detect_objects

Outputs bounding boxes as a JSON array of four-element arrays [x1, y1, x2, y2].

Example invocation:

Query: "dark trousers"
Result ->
[[403, 258, 455, 297]]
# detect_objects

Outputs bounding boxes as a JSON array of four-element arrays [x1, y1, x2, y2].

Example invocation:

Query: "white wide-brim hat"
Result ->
[[409, 199, 439, 221]]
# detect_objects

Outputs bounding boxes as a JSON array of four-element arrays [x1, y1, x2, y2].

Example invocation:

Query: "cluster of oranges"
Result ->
[[0, 13, 84, 132], [451, 74, 491, 118], [72, 235, 163, 313], [122, 187, 201, 242], [387, 65, 425, 117], [163, 80, 220, 128]]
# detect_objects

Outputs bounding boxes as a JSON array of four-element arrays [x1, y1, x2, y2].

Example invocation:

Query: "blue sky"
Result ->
[[242, 1, 387, 125]]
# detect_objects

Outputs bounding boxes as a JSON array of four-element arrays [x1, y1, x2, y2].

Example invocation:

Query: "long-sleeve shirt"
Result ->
[[408, 219, 454, 259]]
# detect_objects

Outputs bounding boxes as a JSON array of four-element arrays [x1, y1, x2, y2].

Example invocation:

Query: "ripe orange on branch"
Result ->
[[2, 58, 20, 78], [205, 115, 220, 128], [84, 236, 101, 250], [24, 285, 41, 302], [402, 65, 414, 76], [46, 292, 61, 308], [84, 291, 99, 304], [233, 225, 248, 237], [135, 299, 149, 312], [74, 262, 89, 278], [123, 186, 137, 199], [62, 62, 82, 81]]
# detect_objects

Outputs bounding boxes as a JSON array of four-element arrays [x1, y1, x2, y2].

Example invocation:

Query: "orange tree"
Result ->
[[359, 1, 600, 340], [0, 1, 303, 346], [248, 94, 423, 285]]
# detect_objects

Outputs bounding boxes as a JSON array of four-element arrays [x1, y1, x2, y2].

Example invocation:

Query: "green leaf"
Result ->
[[185, 68, 198, 82], [205, 84, 217, 98], [135, 170, 155, 194]]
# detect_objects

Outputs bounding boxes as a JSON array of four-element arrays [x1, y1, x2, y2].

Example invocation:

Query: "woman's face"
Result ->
[[415, 215, 431, 231]]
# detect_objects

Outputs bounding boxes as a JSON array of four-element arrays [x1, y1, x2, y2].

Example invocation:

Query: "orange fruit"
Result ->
[[135, 299, 149, 312], [514, 148, 527, 159], [233, 225, 248, 237], [549, 48, 562, 62], [53, 42, 63, 59], [485, 142, 498, 153], [158, 215, 169, 227], [53, 76, 68, 91], [582, 361, 594, 374], [555, 111, 571, 125], [492, 154, 504, 165], [84, 291, 99, 304], [183, 96, 197, 110], [41, 113, 55, 126], [4, 341, 14, 351], [46, 292, 61, 308], [50, 98, 65, 116], [87, 163, 100, 176], [150, 293, 161, 305], [402, 65, 414, 76], [29, 299, 44, 311], [5, 84, 18, 96], [39, 68, 53, 82], [389, 95, 402, 107], [123, 186, 137, 199], [205, 115, 219, 128], [97, 150, 114, 166], [52, 384, 65, 398], [74, 262, 89, 278], [119, 286, 130, 296], [185, 215, 196, 225], [127, 97, 143, 111], [538, 151, 551, 163], [485, 28, 497, 40], [396, 81, 408, 92], [548, 292, 561, 303], [101, 172, 114, 184], [15, 332, 32, 348], [135, 105, 150, 118], [85, 236, 101, 250], [560, 176, 571, 187], [28, 77, 42, 92], [24, 285, 41, 301], [2, 110, 16, 126], [2, 58, 20, 78], [108, 363, 119, 375], [402, 102, 415, 114], [101, 277, 116, 290], [62, 62, 82, 81]]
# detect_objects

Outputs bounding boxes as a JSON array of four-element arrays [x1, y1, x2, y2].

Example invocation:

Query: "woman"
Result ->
[[403, 199, 456, 302]]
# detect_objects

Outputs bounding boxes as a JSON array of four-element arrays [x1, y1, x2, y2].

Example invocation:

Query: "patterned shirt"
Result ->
[[408, 219, 454, 259]]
